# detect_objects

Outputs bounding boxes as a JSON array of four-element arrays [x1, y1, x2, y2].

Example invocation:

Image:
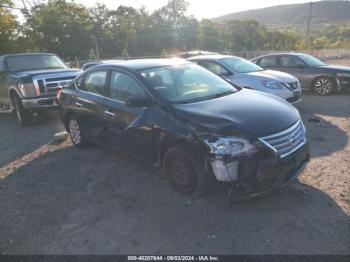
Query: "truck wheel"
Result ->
[[68, 116, 88, 148], [163, 144, 213, 198], [14, 96, 31, 126], [313, 76, 336, 95]]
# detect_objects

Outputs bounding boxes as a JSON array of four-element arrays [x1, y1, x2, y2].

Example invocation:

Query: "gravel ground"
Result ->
[[0, 94, 349, 255]]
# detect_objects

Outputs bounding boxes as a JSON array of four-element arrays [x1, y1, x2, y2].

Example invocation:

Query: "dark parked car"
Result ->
[[251, 53, 350, 95], [81, 60, 123, 71], [58, 59, 309, 199], [0, 53, 80, 125]]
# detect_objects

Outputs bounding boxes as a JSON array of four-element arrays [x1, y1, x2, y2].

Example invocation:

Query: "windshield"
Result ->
[[139, 64, 237, 104], [221, 57, 263, 73], [7, 55, 67, 72], [298, 54, 326, 67]]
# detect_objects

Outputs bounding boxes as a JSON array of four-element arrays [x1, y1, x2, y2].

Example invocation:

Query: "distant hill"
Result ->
[[212, 1, 350, 29]]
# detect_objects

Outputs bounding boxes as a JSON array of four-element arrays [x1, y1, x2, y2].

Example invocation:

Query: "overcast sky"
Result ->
[[76, 0, 314, 19]]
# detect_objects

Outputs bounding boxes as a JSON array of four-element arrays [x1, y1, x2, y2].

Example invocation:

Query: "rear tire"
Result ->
[[68, 116, 88, 148], [163, 144, 213, 198], [313, 76, 336, 95], [14, 95, 31, 126]]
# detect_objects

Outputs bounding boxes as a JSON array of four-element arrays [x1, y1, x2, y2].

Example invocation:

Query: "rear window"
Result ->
[[258, 56, 278, 67]]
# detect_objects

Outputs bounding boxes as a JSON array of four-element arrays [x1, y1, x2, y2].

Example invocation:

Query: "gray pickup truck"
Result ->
[[0, 53, 81, 126]]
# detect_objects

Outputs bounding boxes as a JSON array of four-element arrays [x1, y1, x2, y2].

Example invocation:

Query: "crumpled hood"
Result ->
[[12, 68, 81, 78], [244, 70, 298, 83], [173, 89, 300, 139]]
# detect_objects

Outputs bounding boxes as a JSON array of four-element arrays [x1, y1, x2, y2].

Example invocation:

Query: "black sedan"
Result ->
[[251, 53, 350, 95], [58, 59, 309, 199]]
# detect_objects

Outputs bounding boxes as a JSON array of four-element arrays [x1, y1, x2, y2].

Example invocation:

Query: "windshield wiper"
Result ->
[[213, 90, 235, 98], [41, 67, 65, 69], [177, 90, 235, 104]]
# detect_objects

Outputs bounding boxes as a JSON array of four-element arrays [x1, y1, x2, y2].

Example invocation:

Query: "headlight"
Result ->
[[262, 81, 285, 89], [336, 73, 350, 77], [204, 137, 257, 156], [20, 83, 37, 97]]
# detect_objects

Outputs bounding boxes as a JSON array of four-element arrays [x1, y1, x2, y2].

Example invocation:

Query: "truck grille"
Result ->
[[282, 82, 299, 91], [259, 120, 307, 158], [33, 72, 79, 95]]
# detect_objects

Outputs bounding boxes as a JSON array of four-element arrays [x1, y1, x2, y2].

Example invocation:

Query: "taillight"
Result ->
[[57, 90, 63, 100]]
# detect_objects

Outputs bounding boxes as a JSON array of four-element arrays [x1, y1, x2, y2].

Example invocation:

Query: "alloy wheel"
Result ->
[[314, 78, 333, 95], [69, 119, 81, 145]]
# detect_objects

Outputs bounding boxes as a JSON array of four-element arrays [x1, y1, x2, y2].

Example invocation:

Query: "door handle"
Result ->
[[75, 102, 83, 107], [104, 110, 116, 117]]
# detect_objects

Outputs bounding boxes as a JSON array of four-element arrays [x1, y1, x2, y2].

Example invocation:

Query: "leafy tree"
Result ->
[[3, 0, 348, 59], [153, 0, 196, 51], [198, 19, 224, 51], [266, 29, 301, 50], [0, 0, 19, 54], [223, 20, 268, 52], [24, 0, 92, 59]]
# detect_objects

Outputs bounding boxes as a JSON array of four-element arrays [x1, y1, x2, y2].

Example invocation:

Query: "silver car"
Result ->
[[188, 55, 302, 104]]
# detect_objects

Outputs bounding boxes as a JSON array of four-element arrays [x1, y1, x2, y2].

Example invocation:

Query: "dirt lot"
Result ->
[[0, 94, 349, 255], [326, 57, 350, 66]]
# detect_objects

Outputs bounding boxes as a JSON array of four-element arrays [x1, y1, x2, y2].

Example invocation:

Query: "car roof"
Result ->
[[253, 52, 307, 59], [188, 54, 240, 61], [1, 53, 57, 58], [95, 58, 191, 71]]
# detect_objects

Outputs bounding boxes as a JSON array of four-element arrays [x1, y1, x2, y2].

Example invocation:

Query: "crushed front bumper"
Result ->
[[21, 96, 58, 110], [209, 144, 310, 199]]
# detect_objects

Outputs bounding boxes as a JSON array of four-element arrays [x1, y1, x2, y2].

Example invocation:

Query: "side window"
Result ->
[[280, 56, 305, 68], [198, 61, 229, 75], [81, 71, 107, 95], [110, 71, 147, 102], [75, 75, 84, 89], [259, 56, 277, 67]]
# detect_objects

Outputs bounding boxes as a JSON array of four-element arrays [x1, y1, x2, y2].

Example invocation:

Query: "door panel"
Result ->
[[73, 70, 107, 139], [72, 91, 105, 139], [101, 70, 154, 162], [100, 97, 125, 146], [277, 56, 314, 89]]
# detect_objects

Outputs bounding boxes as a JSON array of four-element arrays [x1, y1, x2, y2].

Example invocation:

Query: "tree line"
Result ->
[[1, 0, 349, 61]]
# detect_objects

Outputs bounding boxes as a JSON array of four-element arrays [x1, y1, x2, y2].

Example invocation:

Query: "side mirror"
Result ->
[[296, 64, 306, 69], [125, 95, 152, 108]]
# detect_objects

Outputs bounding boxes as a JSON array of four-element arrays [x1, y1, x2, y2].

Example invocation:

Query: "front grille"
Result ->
[[259, 120, 307, 158], [33, 72, 79, 95], [37, 80, 45, 93], [283, 82, 299, 91]]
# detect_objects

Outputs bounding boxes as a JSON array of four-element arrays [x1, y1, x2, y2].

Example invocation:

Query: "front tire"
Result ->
[[313, 76, 336, 95], [68, 116, 88, 148], [163, 145, 213, 198], [14, 95, 31, 126]]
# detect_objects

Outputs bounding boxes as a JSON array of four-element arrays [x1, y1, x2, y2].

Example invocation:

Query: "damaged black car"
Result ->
[[58, 59, 309, 199]]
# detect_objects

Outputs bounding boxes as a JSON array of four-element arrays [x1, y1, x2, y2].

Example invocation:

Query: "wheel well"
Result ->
[[159, 137, 205, 168], [311, 75, 336, 89], [63, 111, 74, 131], [9, 89, 19, 107]]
